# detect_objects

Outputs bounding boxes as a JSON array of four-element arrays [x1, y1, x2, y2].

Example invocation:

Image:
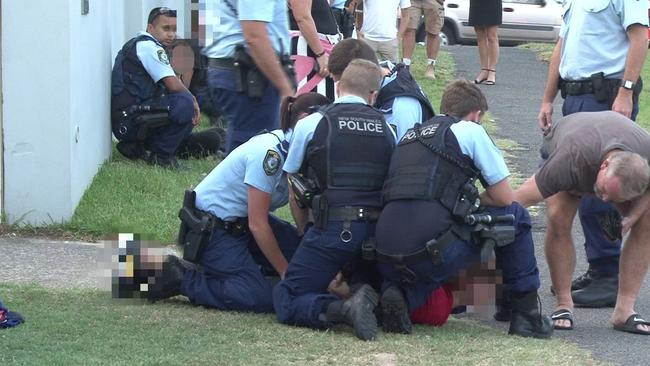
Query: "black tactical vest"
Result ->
[[375, 64, 435, 121], [111, 35, 166, 120], [382, 115, 481, 213], [302, 103, 395, 206]]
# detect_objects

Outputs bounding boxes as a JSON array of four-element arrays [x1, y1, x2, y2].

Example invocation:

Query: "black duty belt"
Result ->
[[213, 216, 249, 237], [560, 78, 620, 96], [207, 58, 237, 70], [373, 224, 465, 266], [327, 206, 382, 222]]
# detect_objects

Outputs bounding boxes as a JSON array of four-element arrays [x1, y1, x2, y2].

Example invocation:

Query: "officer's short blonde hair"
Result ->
[[339, 59, 382, 100]]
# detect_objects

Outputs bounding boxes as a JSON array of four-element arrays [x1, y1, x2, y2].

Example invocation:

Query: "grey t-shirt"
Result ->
[[536, 111, 650, 198]]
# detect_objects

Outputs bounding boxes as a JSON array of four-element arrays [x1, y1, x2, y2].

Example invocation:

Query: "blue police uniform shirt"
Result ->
[[135, 31, 176, 82], [284, 95, 396, 174], [559, 0, 649, 80], [448, 120, 510, 186], [381, 71, 424, 142], [331, 0, 346, 9], [195, 129, 292, 221], [203, 0, 291, 58]]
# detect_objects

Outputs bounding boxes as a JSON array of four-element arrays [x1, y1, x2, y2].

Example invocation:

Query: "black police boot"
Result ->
[[176, 128, 222, 159], [493, 288, 512, 322], [146, 255, 191, 301], [380, 285, 412, 334], [550, 268, 596, 295], [571, 274, 618, 308], [508, 291, 553, 339], [116, 141, 146, 160], [325, 284, 379, 341]]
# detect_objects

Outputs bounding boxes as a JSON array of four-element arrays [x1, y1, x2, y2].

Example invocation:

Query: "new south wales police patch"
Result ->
[[263, 150, 281, 176], [157, 49, 170, 65]]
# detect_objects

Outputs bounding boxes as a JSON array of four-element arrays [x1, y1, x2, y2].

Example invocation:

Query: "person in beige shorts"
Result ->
[[402, 0, 444, 79]]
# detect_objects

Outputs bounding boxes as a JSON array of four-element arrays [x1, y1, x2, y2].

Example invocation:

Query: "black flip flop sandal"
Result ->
[[551, 308, 574, 330], [613, 313, 650, 335]]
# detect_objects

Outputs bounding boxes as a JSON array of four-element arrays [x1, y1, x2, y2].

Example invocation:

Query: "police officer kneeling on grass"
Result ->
[[111, 7, 202, 168], [372, 80, 553, 339], [273, 59, 395, 341], [144, 92, 330, 312]]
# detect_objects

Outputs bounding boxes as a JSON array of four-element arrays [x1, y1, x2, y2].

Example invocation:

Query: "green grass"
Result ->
[[0, 283, 599, 366]]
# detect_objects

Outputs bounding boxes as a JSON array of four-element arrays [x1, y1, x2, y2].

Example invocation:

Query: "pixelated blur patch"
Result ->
[[98, 233, 172, 299]]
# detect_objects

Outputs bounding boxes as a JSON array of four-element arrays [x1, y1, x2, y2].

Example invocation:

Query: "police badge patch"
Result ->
[[263, 150, 281, 176], [157, 49, 170, 65]]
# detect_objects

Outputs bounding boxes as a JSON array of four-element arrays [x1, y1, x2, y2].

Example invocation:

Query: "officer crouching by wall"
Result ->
[[273, 59, 395, 341], [111, 7, 203, 168], [142, 92, 330, 312], [373, 80, 553, 339]]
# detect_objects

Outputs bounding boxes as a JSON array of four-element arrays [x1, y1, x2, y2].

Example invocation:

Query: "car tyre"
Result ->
[[441, 24, 455, 46]]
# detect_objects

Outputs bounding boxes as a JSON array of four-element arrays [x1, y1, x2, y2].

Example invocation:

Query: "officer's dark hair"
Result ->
[[148, 7, 177, 26], [328, 39, 379, 78], [440, 79, 488, 119], [280, 92, 330, 132]]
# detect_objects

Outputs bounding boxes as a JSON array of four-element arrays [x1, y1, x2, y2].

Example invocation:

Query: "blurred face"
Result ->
[[147, 15, 177, 47], [594, 169, 624, 202]]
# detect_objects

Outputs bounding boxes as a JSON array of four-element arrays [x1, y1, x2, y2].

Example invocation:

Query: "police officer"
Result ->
[[145, 93, 330, 312], [374, 80, 553, 338], [111, 7, 200, 168], [328, 38, 435, 142], [273, 60, 395, 341], [537, 0, 648, 311], [203, 0, 296, 154]]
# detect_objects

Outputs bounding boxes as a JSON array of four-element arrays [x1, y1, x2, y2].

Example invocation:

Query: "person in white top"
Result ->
[[351, 0, 411, 63]]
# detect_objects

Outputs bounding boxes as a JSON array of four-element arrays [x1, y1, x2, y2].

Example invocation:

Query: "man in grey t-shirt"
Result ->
[[516, 111, 650, 335]]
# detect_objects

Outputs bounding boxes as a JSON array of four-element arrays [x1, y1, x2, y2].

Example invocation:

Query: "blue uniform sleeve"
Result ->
[[283, 113, 322, 174], [243, 147, 283, 194], [450, 121, 510, 186], [239, 0, 275, 22], [615, 0, 650, 30], [386, 96, 423, 142], [136, 40, 176, 83]]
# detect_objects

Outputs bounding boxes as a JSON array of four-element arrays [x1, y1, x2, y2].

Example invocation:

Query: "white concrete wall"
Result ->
[[2, 0, 74, 224], [2, 0, 191, 225]]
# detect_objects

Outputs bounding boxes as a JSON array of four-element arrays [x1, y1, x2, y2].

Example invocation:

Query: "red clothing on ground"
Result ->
[[410, 284, 454, 326]]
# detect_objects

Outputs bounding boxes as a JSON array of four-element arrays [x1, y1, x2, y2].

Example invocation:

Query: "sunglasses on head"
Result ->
[[148, 7, 177, 24]]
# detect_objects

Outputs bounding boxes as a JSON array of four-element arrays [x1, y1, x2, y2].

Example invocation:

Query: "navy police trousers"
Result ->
[[273, 221, 375, 329], [377, 203, 540, 312], [181, 215, 300, 313], [206, 67, 280, 154], [562, 93, 639, 274], [113, 91, 194, 158]]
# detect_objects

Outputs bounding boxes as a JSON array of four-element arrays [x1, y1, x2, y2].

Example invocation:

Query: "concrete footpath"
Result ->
[[0, 46, 648, 365], [449, 45, 649, 366]]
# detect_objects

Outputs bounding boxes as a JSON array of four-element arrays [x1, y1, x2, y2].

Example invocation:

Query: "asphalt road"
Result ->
[[448, 45, 649, 366], [1, 45, 648, 366]]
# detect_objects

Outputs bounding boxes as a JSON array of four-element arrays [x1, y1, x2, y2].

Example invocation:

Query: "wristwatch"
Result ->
[[621, 79, 635, 90]]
